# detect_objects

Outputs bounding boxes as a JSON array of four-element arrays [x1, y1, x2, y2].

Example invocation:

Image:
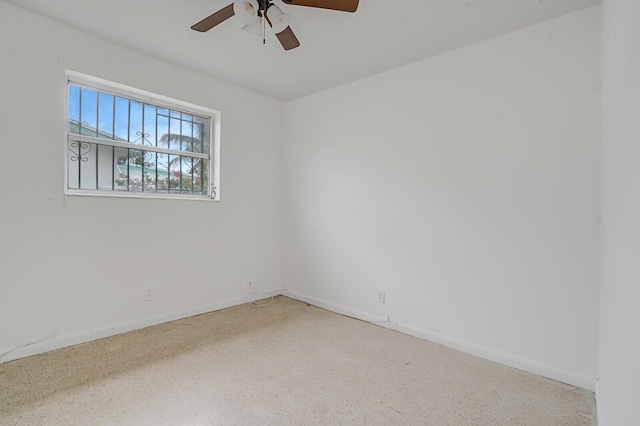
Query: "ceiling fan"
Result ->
[[191, 0, 359, 51]]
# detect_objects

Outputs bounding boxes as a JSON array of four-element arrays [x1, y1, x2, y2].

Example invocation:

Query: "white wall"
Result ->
[[0, 0, 606, 400], [598, 0, 640, 423], [0, 1, 283, 361], [283, 7, 601, 390]]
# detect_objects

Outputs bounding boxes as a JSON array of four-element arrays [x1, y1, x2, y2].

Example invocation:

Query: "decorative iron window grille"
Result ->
[[66, 81, 214, 198]]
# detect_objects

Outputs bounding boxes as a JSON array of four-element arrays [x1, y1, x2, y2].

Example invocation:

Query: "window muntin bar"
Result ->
[[69, 135, 209, 159]]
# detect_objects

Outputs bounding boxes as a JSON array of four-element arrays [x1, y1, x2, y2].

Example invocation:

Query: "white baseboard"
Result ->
[[2, 289, 598, 393], [281, 289, 391, 324], [283, 290, 596, 391], [0, 294, 264, 364]]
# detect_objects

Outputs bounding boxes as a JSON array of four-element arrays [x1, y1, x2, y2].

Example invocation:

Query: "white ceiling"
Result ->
[[6, 0, 600, 100]]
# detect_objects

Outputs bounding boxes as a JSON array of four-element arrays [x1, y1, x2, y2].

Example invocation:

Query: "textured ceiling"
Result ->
[[5, 0, 601, 100]]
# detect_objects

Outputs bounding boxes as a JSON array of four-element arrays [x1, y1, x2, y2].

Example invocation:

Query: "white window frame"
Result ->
[[64, 70, 221, 201]]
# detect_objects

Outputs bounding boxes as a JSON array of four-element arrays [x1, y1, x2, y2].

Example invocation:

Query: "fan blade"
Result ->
[[281, 0, 359, 12], [191, 3, 235, 32], [275, 26, 301, 51]]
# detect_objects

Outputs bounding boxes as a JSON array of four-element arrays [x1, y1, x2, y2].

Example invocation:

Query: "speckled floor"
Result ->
[[0, 296, 595, 425]]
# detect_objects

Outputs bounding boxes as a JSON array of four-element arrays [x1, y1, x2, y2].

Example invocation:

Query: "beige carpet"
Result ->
[[0, 296, 595, 425]]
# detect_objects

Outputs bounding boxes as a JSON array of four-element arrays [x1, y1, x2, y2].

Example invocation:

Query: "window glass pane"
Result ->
[[168, 154, 181, 193], [157, 113, 169, 149], [201, 159, 209, 195], [168, 117, 182, 151], [194, 117, 209, 155], [68, 139, 96, 190], [144, 104, 157, 148], [98, 92, 115, 139], [97, 144, 114, 190], [67, 142, 80, 189], [80, 88, 98, 136], [182, 160, 192, 194], [129, 101, 144, 145], [79, 142, 96, 190], [144, 151, 160, 193], [182, 121, 194, 153], [114, 147, 129, 191], [114, 97, 129, 141], [157, 156, 170, 192], [156, 149, 169, 171], [69, 85, 80, 132], [127, 149, 144, 192]]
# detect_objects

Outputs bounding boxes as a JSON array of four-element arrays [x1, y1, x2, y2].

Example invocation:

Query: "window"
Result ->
[[66, 72, 218, 200]]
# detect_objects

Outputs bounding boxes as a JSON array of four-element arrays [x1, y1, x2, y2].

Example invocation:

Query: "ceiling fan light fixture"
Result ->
[[242, 20, 263, 37], [192, 0, 358, 51], [233, 0, 259, 25], [266, 5, 292, 34]]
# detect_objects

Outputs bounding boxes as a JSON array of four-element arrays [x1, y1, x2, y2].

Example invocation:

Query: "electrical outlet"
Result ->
[[378, 290, 386, 304], [144, 288, 152, 301]]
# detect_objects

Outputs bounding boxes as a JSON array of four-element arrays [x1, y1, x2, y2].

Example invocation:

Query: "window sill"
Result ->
[[64, 189, 218, 202]]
